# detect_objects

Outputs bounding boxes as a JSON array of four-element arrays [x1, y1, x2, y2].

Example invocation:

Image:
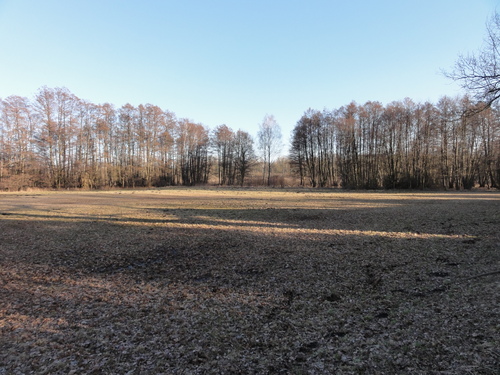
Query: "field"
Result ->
[[1, 188, 499, 374]]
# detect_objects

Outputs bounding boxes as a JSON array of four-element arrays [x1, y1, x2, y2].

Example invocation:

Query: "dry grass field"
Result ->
[[1, 188, 499, 374]]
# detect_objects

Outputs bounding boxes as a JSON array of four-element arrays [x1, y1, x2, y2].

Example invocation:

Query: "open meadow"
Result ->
[[1, 188, 499, 374]]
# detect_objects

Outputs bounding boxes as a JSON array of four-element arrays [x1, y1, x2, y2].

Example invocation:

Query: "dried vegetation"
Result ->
[[0, 188, 499, 374]]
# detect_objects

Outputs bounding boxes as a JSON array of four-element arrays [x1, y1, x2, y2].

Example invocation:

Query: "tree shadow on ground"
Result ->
[[1, 191, 499, 374]]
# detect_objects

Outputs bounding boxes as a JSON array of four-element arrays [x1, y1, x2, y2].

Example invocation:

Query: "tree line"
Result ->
[[1, 88, 499, 191], [290, 97, 499, 189], [0, 86, 258, 190]]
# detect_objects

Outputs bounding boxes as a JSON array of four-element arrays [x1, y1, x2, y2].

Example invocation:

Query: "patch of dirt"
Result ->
[[0, 188, 499, 374]]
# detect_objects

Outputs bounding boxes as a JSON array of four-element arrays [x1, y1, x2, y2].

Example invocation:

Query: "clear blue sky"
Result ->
[[0, 0, 498, 149]]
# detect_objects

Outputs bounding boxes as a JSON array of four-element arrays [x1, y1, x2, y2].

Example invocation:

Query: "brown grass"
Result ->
[[1, 188, 499, 374]]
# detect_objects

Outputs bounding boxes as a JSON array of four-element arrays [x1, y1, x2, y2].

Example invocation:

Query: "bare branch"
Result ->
[[447, 13, 500, 108]]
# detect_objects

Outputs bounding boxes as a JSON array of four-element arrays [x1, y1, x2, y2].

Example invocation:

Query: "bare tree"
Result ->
[[257, 114, 282, 185], [234, 130, 255, 186], [0, 95, 38, 189], [290, 109, 323, 187], [447, 13, 500, 108], [177, 120, 210, 186], [213, 124, 235, 185], [34, 87, 79, 188]]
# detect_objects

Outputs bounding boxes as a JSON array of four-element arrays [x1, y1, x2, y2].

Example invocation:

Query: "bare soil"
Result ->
[[1, 188, 499, 374]]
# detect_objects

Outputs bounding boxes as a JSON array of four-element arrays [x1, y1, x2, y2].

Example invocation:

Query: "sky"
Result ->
[[0, 0, 499, 149]]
